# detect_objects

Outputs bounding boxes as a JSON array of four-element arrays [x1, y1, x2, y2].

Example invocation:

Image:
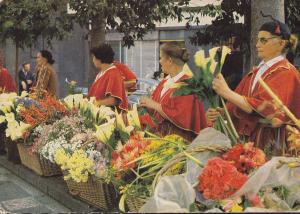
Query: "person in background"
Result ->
[[140, 42, 207, 142], [88, 44, 128, 111], [0, 51, 16, 93], [221, 36, 244, 90], [33, 50, 58, 97], [18, 62, 35, 94], [113, 61, 137, 93], [207, 21, 300, 156]]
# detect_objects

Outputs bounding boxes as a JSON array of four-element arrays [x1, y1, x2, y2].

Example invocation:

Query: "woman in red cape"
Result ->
[[0, 53, 16, 93], [113, 61, 137, 93], [88, 44, 128, 111], [140, 42, 207, 142], [208, 21, 300, 156]]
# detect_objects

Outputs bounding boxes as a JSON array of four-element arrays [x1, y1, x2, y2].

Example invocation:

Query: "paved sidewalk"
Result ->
[[0, 166, 70, 213]]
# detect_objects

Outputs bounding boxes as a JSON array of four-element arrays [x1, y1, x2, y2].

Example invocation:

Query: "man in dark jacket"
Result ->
[[18, 62, 35, 94]]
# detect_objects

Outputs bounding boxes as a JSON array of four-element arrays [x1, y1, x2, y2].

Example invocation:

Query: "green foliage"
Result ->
[[68, 0, 191, 47], [189, 0, 299, 55], [0, 0, 73, 48]]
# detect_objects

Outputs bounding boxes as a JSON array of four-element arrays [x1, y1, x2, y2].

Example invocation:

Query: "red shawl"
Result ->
[[88, 67, 128, 110], [0, 68, 17, 93]]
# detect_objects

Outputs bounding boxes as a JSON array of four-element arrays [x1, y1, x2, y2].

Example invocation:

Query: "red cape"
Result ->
[[114, 61, 137, 92], [88, 67, 128, 110], [0, 68, 17, 93], [150, 74, 207, 134]]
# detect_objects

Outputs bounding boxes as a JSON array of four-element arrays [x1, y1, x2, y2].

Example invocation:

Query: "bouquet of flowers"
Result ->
[[173, 46, 239, 144]]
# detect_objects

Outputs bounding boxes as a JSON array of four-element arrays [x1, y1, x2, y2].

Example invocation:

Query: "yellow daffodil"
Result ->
[[127, 104, 141, 129], [16, 105, 25, 114], [231, 203, 243, 212], [0, 101, 13, 113], [4, 113, 15, 123]]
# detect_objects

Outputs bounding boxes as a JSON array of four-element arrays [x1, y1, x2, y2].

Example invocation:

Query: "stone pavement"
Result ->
[[0, 166, 70, 214]]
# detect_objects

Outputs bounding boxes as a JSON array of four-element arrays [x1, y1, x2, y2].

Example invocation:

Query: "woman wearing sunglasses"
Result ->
[[207, 21, 300, 156]]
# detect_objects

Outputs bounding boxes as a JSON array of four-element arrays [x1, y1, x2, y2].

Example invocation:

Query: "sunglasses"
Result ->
[[256, 36, 279, 45]]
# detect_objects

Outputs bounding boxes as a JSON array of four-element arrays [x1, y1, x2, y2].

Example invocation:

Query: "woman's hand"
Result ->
[[212, 74, 232, 99], [140, 96, 157, 109], [206, 107, 224, 122]]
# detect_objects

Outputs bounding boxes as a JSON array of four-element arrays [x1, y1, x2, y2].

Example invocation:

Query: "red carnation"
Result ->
[[198, 157, 248, 200]]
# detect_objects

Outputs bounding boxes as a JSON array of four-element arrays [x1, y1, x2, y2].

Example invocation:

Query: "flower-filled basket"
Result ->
[[17, 143, 61, 176]]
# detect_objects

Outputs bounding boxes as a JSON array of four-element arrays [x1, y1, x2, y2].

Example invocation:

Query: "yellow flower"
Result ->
[[220, 46, 231, 67], [127, 104, 141, 129], [194, 50, 207, 69], [182, 63, 193, 77], [169, 82, 188, 89], [209, 59, 218, 74], [0, 115, 6, 124], [94, 118, 116, 143], [231, 203, 243, 212], [209, 47, 220, 60], [20, 91, 29, 97]]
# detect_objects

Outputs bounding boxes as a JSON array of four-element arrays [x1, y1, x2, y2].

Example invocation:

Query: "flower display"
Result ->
[[55, 149, 95, 182], [198, 157, 248, 200], [222, 142, 266, 173]]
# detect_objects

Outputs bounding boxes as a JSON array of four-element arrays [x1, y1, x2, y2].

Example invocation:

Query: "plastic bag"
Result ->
[[232, 156, 300, 209], [139, 175, 195, 213]]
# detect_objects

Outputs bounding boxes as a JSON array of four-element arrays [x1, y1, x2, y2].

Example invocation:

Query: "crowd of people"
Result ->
[[0, 20, 299, 156]]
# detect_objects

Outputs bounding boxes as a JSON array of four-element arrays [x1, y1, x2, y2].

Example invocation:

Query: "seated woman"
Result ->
[[140, 42, 207, 142], [34, 50, 58, 97], [88, 44, 128, 111], [208, 21, 300, 156], [0, 52, 16, 93]]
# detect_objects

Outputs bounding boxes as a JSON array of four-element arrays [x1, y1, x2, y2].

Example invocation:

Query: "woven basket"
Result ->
[[64, 175, 116, 210], [17, 143, 61, 176], [126, 194, 147, 212]]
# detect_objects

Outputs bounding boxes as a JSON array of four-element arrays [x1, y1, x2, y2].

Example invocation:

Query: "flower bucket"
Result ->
[[4, 138, 21, 164], [64, 175, 117, 210], [17, 143, 61, 176]]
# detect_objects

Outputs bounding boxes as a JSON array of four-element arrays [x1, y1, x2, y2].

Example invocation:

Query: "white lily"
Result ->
[[127, 104, 141, 129], [94, 118, 116, 143], [4, 112, 15, 123]]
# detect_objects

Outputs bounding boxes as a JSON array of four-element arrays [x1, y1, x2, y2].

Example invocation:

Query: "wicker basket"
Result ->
[[64, 175, 116, 210], [126, 194, 147, 212], [17, 143, 61, 176]]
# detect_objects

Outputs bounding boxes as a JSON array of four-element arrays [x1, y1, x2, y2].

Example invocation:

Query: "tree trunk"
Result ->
[[87, 14, 106, 87], [15, 40, 19, 91], [250, 0, 285, 67]]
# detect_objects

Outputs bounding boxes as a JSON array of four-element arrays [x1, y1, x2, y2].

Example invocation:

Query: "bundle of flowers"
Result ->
[[0, 91, 32, 141], [222, 142, 266, 174], [198, 157, 248, 201], [20, 92, 67, 128], [54, 133, 108, 182], [27, 113, 88, 162], [112, 133, 188, 210]]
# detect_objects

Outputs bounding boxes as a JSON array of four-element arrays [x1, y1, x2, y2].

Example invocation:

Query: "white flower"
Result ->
[[0, 115, 6, 124], [20, 91, 28, 97], [94, 118, 116, 143], [127, 104, 141, 129]]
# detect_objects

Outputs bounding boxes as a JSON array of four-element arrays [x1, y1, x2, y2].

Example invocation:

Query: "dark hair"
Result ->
[[90, 43, 115, 64], [22, 62, 30, 67], [40, 50, 55, 64], [160, 42, 190, 65]]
